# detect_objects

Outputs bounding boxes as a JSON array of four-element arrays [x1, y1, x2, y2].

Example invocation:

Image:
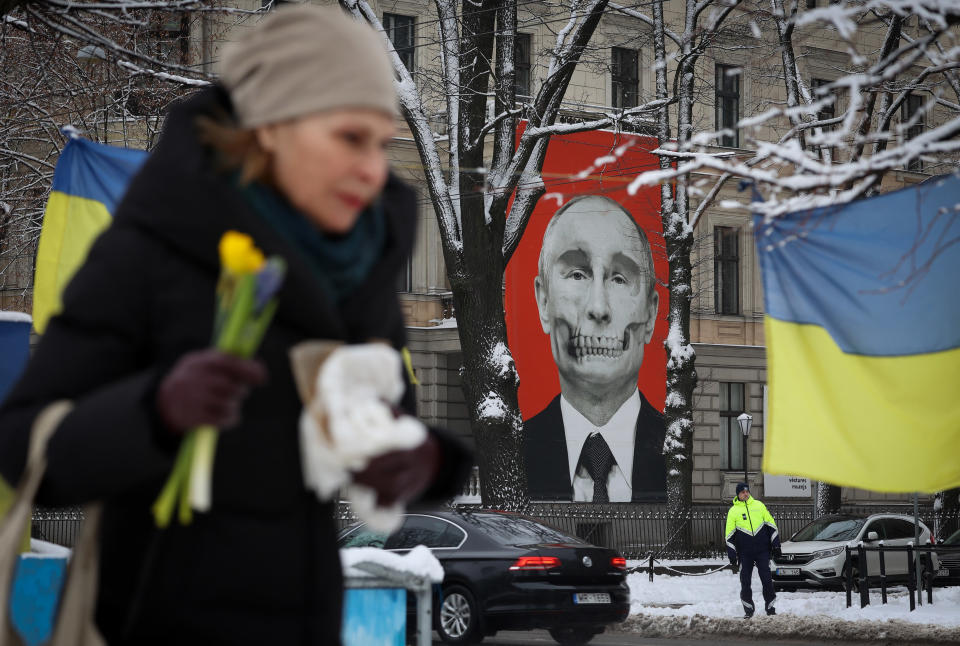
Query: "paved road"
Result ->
[[432, 630, 864, 645]]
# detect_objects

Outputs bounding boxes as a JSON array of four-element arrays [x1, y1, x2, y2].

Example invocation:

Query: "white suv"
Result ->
[[772, 514, 939, 591]]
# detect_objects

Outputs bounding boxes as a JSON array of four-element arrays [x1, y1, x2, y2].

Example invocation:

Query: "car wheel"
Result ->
[[548, 626, 602, 645], [437, 584, 481, 644]]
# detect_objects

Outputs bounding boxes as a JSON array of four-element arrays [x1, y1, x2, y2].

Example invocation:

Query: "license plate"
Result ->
[[777, 568, 801, 576], [938, 569, 949, 577], [573, 593, 611, 604]]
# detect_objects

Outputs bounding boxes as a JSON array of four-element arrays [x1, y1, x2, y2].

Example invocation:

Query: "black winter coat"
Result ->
[[0, 87, 470, 645]]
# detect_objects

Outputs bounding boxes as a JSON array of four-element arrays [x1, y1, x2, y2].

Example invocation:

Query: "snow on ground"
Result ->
[[621, 560, 960, 643], [628, 566, 960, 625]]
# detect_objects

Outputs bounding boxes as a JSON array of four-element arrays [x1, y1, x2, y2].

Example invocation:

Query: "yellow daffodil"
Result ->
[[219, 231, 266, 274]]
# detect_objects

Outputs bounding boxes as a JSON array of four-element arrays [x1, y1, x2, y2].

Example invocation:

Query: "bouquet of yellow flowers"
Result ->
[[152, 232, 285, 527]]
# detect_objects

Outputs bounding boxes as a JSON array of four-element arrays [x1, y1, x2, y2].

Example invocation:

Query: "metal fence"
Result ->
[[31, 506, 85, 547], [336, 502, 959, 560], [33, 503, 960, 560], [842, 544, 959, 610]]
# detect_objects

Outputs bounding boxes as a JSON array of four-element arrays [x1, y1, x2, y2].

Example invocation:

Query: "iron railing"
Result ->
[[842, 544, 960, 610], [33, 503, 959, 561], [31, 506, 85, 547], [336, 502, 959, 560]]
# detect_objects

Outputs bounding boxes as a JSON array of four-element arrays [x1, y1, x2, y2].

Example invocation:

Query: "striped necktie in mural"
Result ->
[[580, 433, 615, 503]]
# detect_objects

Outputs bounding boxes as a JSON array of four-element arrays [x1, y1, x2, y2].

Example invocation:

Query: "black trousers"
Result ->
[[739, 551, 775, 615]]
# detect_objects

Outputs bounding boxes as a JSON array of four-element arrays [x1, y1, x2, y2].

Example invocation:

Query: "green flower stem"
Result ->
[[152, 430, 196, 528], [216, 274, 255, 353], [177, 430, 198, 526], [188, 426, 218, 512], [240, 299, 279, 357]]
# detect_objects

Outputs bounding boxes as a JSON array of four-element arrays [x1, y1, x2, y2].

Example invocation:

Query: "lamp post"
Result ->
[[737, 413, 752, 486]]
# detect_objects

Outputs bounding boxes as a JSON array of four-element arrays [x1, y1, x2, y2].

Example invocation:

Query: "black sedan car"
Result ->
[[338, 509, 630, 645], [935, 527, 960, 586]]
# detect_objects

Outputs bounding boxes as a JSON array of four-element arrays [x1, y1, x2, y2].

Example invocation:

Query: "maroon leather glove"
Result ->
[[155, 349, 267, 434], [353, 433, 440, 507]]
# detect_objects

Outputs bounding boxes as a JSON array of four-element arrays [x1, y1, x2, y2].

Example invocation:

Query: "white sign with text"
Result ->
[[763, 474, 812, 497]]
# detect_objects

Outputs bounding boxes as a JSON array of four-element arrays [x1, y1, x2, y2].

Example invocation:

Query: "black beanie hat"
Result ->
[[736, 482, 749, 496]]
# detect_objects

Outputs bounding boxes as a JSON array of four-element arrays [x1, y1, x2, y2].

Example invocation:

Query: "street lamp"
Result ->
[[737, 413, 753, 486]]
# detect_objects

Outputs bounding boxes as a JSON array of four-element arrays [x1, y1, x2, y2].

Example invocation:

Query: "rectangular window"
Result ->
[[811, 78, 836, 160], [903, 93, 924, 171], [384, 13, 415, 72], [715, 64, 740, 147], [141, 15, 188, 65], [395, 256, 412, 293], [806, 0, 817, 7], [720, 382, 746, 471], [515, 33, 532, 99], [611, 47, 639, 109], [714, 226, 739, 315]]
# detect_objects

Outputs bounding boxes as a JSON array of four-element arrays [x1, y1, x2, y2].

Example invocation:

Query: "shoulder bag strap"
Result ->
[[0, 401, 74, 646]]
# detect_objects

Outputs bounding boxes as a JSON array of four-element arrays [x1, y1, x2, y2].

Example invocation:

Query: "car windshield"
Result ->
[[791, 517, 866, 542], [458, 513, 584, 546], [944, 528, 960, 546]]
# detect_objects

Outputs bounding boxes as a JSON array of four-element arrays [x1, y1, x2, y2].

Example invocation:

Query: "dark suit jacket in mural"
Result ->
[[523, 392, 667, 502]]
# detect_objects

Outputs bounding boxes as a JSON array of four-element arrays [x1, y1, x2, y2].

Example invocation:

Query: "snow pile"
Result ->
[[477, 391, 509, 422], [293, 342, 426, 533], [489, 342, 517, 384], [622, 561, 960, 642], [29, 538, 71, 558], [0, 311, 31, 323], [341, 545, 444, 583]]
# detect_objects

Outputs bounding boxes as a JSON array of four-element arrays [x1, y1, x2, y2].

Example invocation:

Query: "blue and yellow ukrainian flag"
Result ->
[[757, 174, 960, 493], [32, 135, 147, 334]]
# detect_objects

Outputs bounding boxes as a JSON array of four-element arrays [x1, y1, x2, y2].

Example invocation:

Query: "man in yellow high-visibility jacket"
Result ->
[[725, 482, 781, 617]]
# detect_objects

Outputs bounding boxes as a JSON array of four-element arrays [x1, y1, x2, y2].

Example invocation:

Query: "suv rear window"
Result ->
[[792, 517, 865, 542], [459, 514, 584, 546], [882, 518, 918, 540]]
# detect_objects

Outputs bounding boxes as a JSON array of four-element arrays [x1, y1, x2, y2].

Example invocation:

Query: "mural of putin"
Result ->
[[523, 195, 667, 502]]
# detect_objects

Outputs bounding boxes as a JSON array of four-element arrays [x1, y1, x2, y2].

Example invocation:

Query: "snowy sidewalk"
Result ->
[[619, 559, 960, 643]]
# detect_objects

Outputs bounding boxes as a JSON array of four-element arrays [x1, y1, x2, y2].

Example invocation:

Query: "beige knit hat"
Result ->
[[220, 4, 398, 127]]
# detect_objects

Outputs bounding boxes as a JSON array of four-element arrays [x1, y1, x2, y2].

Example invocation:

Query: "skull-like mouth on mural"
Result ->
[[565, 329, 630, 360]]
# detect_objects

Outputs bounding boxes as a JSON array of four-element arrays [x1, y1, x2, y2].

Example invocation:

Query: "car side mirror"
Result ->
[[866, 531, 879, 542]]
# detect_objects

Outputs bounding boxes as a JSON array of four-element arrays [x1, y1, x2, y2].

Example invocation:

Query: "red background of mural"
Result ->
[[505, 129, 668, 420]]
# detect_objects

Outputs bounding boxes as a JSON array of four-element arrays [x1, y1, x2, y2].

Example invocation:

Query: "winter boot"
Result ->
[[766, 608, 776, 616]]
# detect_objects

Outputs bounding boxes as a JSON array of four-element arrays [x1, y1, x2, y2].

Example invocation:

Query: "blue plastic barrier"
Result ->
[[9, 555, 68, 646], [342, 587, 406, 646]]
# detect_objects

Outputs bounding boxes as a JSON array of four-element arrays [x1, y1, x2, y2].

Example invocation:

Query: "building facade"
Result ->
[[3, 0, 947, 511]]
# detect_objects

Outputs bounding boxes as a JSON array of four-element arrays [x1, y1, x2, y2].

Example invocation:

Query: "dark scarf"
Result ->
[[239, 181, 385, 303]]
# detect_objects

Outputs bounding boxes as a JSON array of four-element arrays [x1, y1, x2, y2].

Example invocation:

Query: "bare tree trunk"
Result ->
[[449, 0, 528, 511], [653, 0, 697, 551], [450, 269, 527, 511], [815, 482, 841, 517], [934, 487, 960, 542]]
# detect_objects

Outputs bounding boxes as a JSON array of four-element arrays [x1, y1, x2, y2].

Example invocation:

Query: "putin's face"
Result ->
[[535, 199, 658, 393]]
